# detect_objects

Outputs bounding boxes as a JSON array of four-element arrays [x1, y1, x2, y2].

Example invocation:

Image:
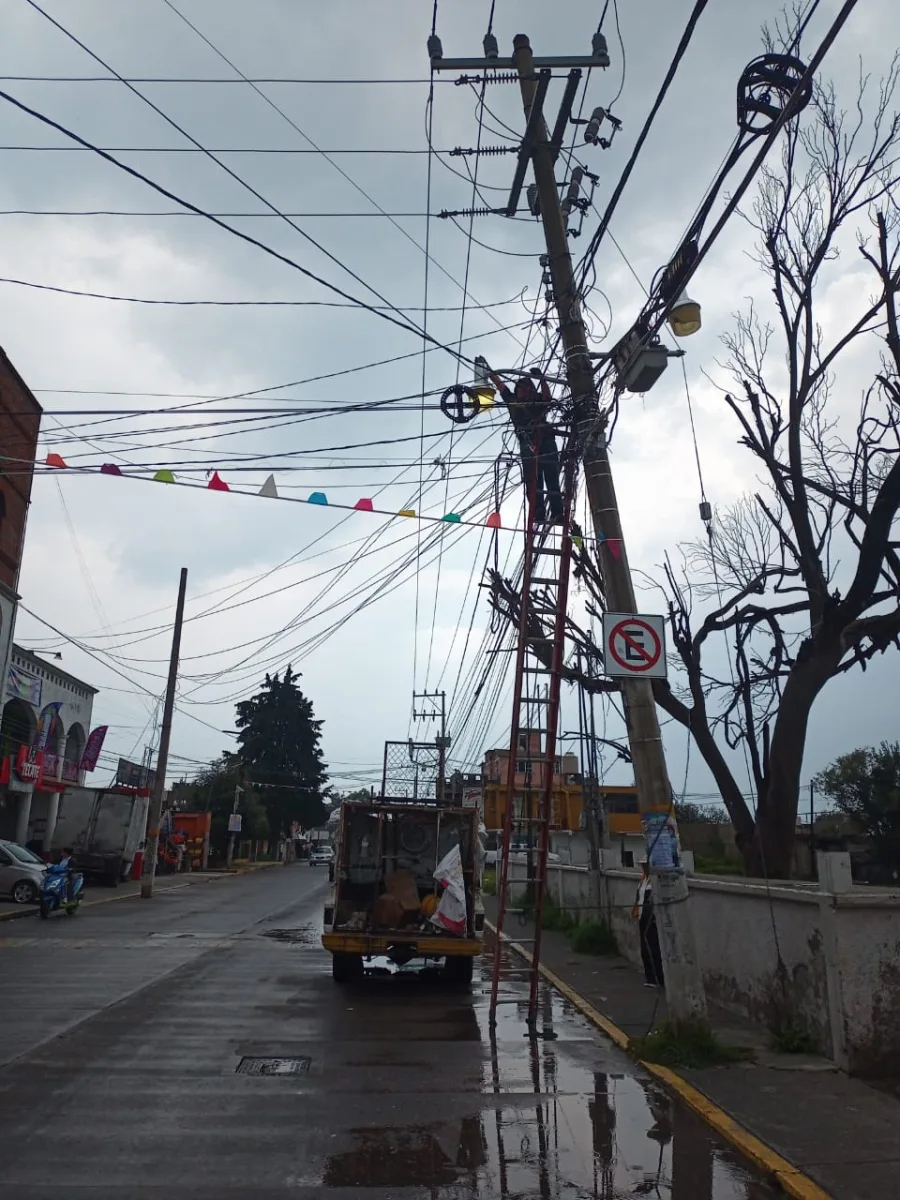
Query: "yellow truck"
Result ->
[[322, 799, 484, 984]]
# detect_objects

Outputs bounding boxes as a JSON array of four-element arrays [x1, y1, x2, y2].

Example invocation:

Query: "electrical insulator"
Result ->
[[483, 32, 499, 59], [591, 30, 610, 65], [427, 33, 443, 60], [584, 106, 605, 145], [539, 253, 549, 268], [541, 271, 551, 286], [527, 183, 541, 217], [562, 168, 583, 219], [699, 500, 712, 523]]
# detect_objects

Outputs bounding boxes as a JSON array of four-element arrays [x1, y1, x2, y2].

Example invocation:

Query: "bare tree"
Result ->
[[491, 62, 900, 877]]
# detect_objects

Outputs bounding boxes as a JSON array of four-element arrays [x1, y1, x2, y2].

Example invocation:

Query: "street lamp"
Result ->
[[666, 290, 702, 338], [471, 356, 496, 409]]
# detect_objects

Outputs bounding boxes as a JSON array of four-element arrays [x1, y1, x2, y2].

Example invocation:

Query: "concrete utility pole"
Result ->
[[511, 34, 707, 1023], [141, 567, 188, 900], [412, 689, 450, 805]]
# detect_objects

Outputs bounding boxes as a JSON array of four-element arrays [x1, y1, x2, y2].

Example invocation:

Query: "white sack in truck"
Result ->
[[430, 843, 467, 935]]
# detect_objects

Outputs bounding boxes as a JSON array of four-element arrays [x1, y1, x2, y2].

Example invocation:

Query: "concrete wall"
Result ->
[[504, 859, 900, 1076]]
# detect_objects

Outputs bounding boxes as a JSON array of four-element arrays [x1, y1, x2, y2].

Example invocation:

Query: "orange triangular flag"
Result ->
[[208, 471, 230, 492], [46, 453, 68, 468]]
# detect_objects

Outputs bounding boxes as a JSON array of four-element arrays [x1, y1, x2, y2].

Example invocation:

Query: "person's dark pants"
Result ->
[[538, 440, 564, 522], [639, 911, 665, 987], [518, 426, 564, 523]]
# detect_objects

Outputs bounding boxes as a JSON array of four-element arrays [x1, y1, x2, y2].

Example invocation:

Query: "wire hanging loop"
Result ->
[[440, 383, 482, 424], [736, 54, 811, 135]]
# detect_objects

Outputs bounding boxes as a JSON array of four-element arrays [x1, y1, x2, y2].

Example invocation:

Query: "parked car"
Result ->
[[0, 839, 47, 905], [310, 845, 334, 867]]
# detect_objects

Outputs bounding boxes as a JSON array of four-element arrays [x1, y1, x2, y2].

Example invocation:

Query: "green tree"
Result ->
[[173, 753, 270, 857], [235, 666, 328, 836], [814, 743, 900, 877]]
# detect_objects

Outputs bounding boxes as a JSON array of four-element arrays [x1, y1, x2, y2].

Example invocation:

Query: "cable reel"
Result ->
[[440, 383, 482, 424], [737, 54, 811, 135]]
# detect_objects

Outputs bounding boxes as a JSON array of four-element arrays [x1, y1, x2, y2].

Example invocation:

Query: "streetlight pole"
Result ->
[[226, 783, 243, 869]]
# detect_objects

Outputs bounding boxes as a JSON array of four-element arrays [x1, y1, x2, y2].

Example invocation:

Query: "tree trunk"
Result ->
[[746, 647, 839, 877]]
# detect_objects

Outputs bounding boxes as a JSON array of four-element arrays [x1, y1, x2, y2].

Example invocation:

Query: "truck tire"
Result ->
[[332, 953, 363, 984], [444, 955, 475, 986]]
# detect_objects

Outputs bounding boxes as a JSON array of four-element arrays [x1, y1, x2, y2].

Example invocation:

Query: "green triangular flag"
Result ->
[[153, 469, 175, 483]]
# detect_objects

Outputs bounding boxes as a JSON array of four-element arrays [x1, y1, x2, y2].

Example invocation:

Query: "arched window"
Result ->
[[0, 697, 36, 758]]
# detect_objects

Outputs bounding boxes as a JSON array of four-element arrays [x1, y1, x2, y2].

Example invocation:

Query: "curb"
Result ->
[[0, 860, 283, 924], [488, 919, 833, 1200]]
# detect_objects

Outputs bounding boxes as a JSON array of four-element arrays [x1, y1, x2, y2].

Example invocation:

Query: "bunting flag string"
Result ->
[[31, 452, 546, 536]]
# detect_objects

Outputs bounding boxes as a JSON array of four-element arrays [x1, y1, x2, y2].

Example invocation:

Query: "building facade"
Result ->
[[480, 729, 583, 831], [0, 646, 98, 847], [0, 346, 42, 714]]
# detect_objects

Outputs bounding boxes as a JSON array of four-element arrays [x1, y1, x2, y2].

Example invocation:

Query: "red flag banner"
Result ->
[[80, 725, 108, 772]]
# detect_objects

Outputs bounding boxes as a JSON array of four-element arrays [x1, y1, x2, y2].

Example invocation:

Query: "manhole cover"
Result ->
[[236, 1056, 311, 1076]]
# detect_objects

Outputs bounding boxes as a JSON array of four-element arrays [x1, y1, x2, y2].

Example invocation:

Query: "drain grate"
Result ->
[[236, 1056, 311, 1076]]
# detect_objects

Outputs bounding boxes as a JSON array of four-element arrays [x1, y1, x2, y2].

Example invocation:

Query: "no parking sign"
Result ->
[[601, 613, 668, 679]]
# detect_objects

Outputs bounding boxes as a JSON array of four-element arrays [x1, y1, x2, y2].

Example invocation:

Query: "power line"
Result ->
[[0, 88, 465, 360]]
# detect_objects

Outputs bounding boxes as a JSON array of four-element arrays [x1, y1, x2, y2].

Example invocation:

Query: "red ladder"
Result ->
[[489, 446, 575, 1035]]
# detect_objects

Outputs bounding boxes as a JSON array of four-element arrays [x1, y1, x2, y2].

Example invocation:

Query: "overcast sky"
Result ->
[[2, 0, 896, 810]]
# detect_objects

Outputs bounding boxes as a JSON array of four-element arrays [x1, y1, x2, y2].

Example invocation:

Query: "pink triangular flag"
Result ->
[[208, 471, 230, 492], [607, 537, 622, 560], [258, 474, 278, 498], [354, 498, 374, 511]]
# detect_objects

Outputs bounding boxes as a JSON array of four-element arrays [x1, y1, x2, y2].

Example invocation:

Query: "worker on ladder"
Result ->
[[488, 366, 564, 524]]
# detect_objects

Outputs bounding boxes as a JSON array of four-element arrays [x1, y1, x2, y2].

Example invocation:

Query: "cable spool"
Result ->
[[737, 54, 811, 135]]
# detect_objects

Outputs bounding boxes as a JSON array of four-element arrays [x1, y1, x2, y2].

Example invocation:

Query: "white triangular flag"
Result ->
[[258, 474, 278, 499]]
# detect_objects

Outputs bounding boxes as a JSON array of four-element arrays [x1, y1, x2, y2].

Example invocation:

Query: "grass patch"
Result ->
[[771, 1021, 818, 1055], [542, 893, 577, 934], [694, 855, 745, 876], [570, 919, 618, 955], [629, 1021, 755, 1069], [482, 869, 496, 896]]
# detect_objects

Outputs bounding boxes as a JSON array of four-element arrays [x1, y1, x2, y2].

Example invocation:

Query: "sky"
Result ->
[[2, 0, 896, 812]]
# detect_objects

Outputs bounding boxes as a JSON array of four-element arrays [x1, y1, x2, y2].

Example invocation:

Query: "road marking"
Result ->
[[486, 920, 834, 1200]]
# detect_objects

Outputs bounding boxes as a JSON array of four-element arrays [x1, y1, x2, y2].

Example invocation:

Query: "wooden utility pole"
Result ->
[[141, 567, 188, 900], [511, 34, 707, 1024], [226, 782, 243, 868]]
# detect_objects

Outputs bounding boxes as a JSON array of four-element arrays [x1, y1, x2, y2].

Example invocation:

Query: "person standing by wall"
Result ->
[[633, 859, 664, 988]]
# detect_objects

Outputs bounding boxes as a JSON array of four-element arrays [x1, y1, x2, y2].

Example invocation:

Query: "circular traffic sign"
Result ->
[[607, 617, 662, 673]]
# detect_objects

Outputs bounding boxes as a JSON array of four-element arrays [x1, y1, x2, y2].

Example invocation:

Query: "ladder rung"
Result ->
[[523, 666, 552, 674], [535, 546, 564, 556], [530, 576, 559, 585]]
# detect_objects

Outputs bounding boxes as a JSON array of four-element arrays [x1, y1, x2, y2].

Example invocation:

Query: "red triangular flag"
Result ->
[[354, 498, 374, 511], [607, 537, 623, 560], [207, 471, 230, 492], [46, 453, 68, 468], [100, 463, 123, 476], [486, 512, 501, 529]]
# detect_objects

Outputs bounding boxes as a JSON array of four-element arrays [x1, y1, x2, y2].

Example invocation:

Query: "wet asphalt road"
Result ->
[[0, 866, 781, 1198]]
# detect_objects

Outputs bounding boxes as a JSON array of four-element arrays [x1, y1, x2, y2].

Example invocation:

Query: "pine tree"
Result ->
[[234, 666, 328, 835]]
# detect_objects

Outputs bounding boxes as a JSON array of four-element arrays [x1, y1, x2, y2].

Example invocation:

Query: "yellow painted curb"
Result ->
[[486, 919, 833, 1200]]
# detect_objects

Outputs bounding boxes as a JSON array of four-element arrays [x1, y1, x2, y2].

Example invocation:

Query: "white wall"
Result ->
[[505, 859, 900, 1077]]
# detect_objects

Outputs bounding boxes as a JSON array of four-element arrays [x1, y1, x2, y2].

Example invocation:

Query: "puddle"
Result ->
[[261, 925, 319, 946], [312, 942, 782, 1198]]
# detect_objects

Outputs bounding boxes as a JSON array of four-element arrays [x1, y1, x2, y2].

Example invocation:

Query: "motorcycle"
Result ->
[[39, 863, 84, 919]]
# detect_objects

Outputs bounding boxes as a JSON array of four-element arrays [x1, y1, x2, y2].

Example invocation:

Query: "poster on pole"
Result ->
[[602, 612, 668, 679], [228, 813, 243, 833]]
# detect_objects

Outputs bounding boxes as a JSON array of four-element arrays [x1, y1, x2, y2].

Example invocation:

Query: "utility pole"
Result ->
[[809, 781, 816, 878], [226, 782, 243, 869], [412, 689, 450, 805], [510, 34, 707, 1024], [141, 567, 188, 900]]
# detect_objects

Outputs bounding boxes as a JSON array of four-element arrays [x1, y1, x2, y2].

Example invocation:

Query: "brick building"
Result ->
[[0, 346, 42, 697]]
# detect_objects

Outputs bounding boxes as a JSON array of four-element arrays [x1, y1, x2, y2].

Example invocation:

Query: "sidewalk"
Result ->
[[0, 860, 282, 923], [485, 896, 900, 1200]]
